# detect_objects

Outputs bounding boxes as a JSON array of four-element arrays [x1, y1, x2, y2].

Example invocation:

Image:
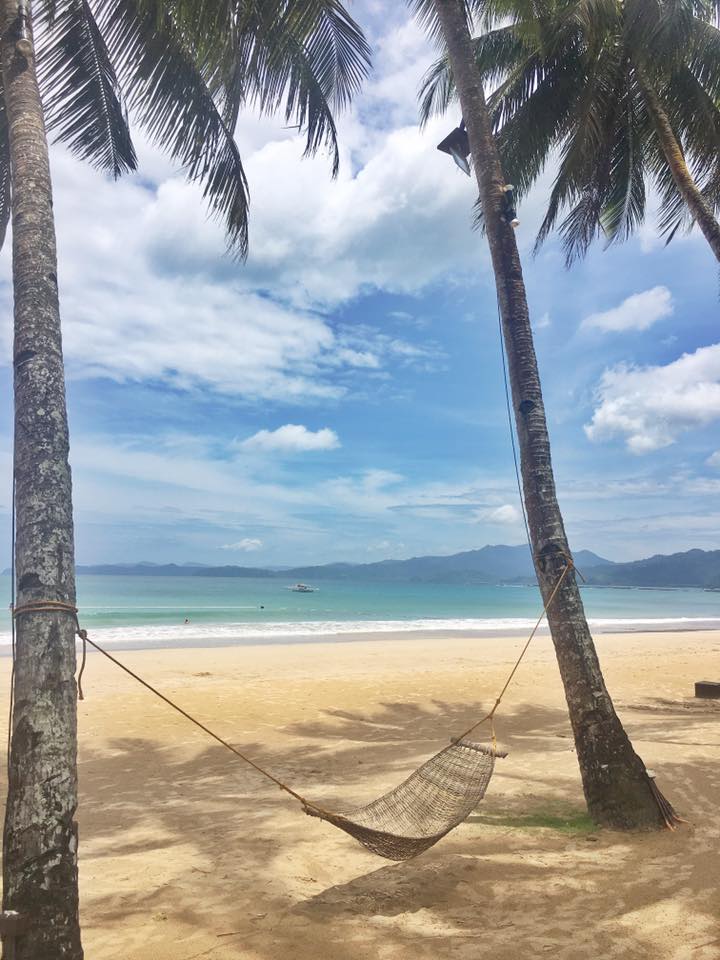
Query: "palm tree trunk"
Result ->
[[1, 1, 83, 956], [430, 0, 676, 830], [637, 70, 720, 261]]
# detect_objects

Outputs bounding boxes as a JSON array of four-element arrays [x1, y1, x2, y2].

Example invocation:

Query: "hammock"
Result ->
[[303, 739, 505, 860], [21, 564, 635, 863]]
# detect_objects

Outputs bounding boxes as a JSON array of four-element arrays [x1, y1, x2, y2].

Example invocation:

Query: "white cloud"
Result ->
[[534, 312, 552, 331], [138, 118, 487, 311], [240, 424, 340, 453], [363, 17, 436, 127], [707, 451, 720, 468], [581, 286, 673, 333], [0, 121, 460, 401], [585, 343, 720, 453], [473, 504, 521, 525], [362, 469, 404, 490], [221, 538, 263, 552]]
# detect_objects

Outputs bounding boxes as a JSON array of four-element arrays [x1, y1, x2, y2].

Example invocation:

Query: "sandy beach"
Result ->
[[1, 628, 718, 959]]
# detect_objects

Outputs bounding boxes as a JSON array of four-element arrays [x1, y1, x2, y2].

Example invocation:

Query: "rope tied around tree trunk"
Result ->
[[11, 598, 323, 812], [12, 599, 89, 699]]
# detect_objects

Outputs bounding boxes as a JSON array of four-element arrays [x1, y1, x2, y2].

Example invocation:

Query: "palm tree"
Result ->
[[0, 2, 368, 956], [419, 0, 720, 262], [412, 0, 679, 833]]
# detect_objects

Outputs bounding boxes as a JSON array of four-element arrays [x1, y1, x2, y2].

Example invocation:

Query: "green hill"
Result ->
[[584, 549, 720, 589]]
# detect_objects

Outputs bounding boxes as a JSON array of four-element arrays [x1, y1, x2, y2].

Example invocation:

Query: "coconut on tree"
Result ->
[[0, 2, 369, 956], [419, 0, 720, 262], [410, 0, 679, 832]]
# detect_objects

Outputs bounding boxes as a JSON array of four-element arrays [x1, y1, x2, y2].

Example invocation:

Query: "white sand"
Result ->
[[1, 628, 718, 959]]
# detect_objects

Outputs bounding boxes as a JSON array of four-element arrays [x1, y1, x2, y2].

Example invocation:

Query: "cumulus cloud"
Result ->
[[0, 127, 457, 402], [240, 424, 340, 453], [707, 451, 720, 468], [581, 286, 673, 333], [474, 504, 521, 525], [585, 343, 720, 453], [221, 538, 263, 552]]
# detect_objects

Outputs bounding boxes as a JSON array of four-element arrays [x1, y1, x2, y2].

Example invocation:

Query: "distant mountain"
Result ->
[[8, 545, 717, 588], [74, 562, 274, 578], [283, 545, 613, 584], [69, 545, 613, 584], [193, 565, 274, 578], [584, 549, 720, 589]]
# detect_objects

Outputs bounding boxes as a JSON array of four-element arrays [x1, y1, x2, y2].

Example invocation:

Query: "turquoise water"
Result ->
[[2, 575, 718, 649]]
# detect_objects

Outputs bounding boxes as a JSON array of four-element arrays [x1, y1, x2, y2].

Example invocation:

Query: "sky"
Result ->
[[0, 2, 718, 567]]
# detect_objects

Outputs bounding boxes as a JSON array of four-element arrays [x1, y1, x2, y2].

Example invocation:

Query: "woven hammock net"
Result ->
[[304, 740, 503, 861]]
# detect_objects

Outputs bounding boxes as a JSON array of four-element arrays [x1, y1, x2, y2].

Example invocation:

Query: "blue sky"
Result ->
[[0, 2, 718, 566]]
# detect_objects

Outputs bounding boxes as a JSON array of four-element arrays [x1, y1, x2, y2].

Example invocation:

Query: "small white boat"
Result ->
[[289, 583, 316, 593]]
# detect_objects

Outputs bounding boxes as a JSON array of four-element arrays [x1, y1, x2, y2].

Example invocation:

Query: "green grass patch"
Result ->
[[471, 809, 597, 835]]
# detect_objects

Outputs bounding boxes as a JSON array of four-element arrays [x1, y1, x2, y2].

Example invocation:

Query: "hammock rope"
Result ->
[[10, 559, 575, 859]]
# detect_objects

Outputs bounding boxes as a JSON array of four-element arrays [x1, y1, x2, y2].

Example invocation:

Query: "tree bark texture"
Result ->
[[637, 70, 720, 262], [431, 0, 671, 830], [1, 0, 83, 955]]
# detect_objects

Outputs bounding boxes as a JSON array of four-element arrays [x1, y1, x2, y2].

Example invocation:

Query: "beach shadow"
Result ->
[[72, 695, 719, 960]]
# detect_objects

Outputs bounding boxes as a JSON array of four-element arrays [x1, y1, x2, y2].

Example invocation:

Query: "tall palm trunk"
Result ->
[[431, 0, 674, 830], [1, 1, 83, 956], [637, 70, 720, 262]]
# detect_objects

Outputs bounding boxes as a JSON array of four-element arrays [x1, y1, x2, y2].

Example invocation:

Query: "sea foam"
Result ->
[[1, 614, 719, 652]]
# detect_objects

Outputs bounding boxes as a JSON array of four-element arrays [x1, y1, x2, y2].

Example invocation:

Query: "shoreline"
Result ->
[[1, 616, 719, 656]]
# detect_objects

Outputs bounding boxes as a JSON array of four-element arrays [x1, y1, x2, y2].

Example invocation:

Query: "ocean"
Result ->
[[2, 575, 719, 651]]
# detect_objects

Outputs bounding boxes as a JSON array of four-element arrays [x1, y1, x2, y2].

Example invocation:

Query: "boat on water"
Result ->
[[289, 583, 316, 593]]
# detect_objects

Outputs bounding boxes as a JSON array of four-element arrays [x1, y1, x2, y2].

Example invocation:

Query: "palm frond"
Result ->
[[599, 74, 647, 244], [493, 51, 582, 198], [418, 25, 528, 126], [653, 151, 692, 241], [418, 55, 456, 124], [280, 0, 370, 110], [625, 0, 710, 62], [685, 18, 720, 98], [407, 0, 475, 46], [563, 0, 620, 37], [37, 0, 136, 177], [660, 65, 720, 182], [648, 113, 720, 244], [218, 0, 369, 173], [535, 42, 623, 257], [96, 0, 249, 255]]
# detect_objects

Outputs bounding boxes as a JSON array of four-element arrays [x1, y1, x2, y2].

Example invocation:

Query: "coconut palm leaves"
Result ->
[[39, 0, 137, 178], [217, 1, 370, 173], [419, 0, 720, 262], [4, 0, 369, 256]]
